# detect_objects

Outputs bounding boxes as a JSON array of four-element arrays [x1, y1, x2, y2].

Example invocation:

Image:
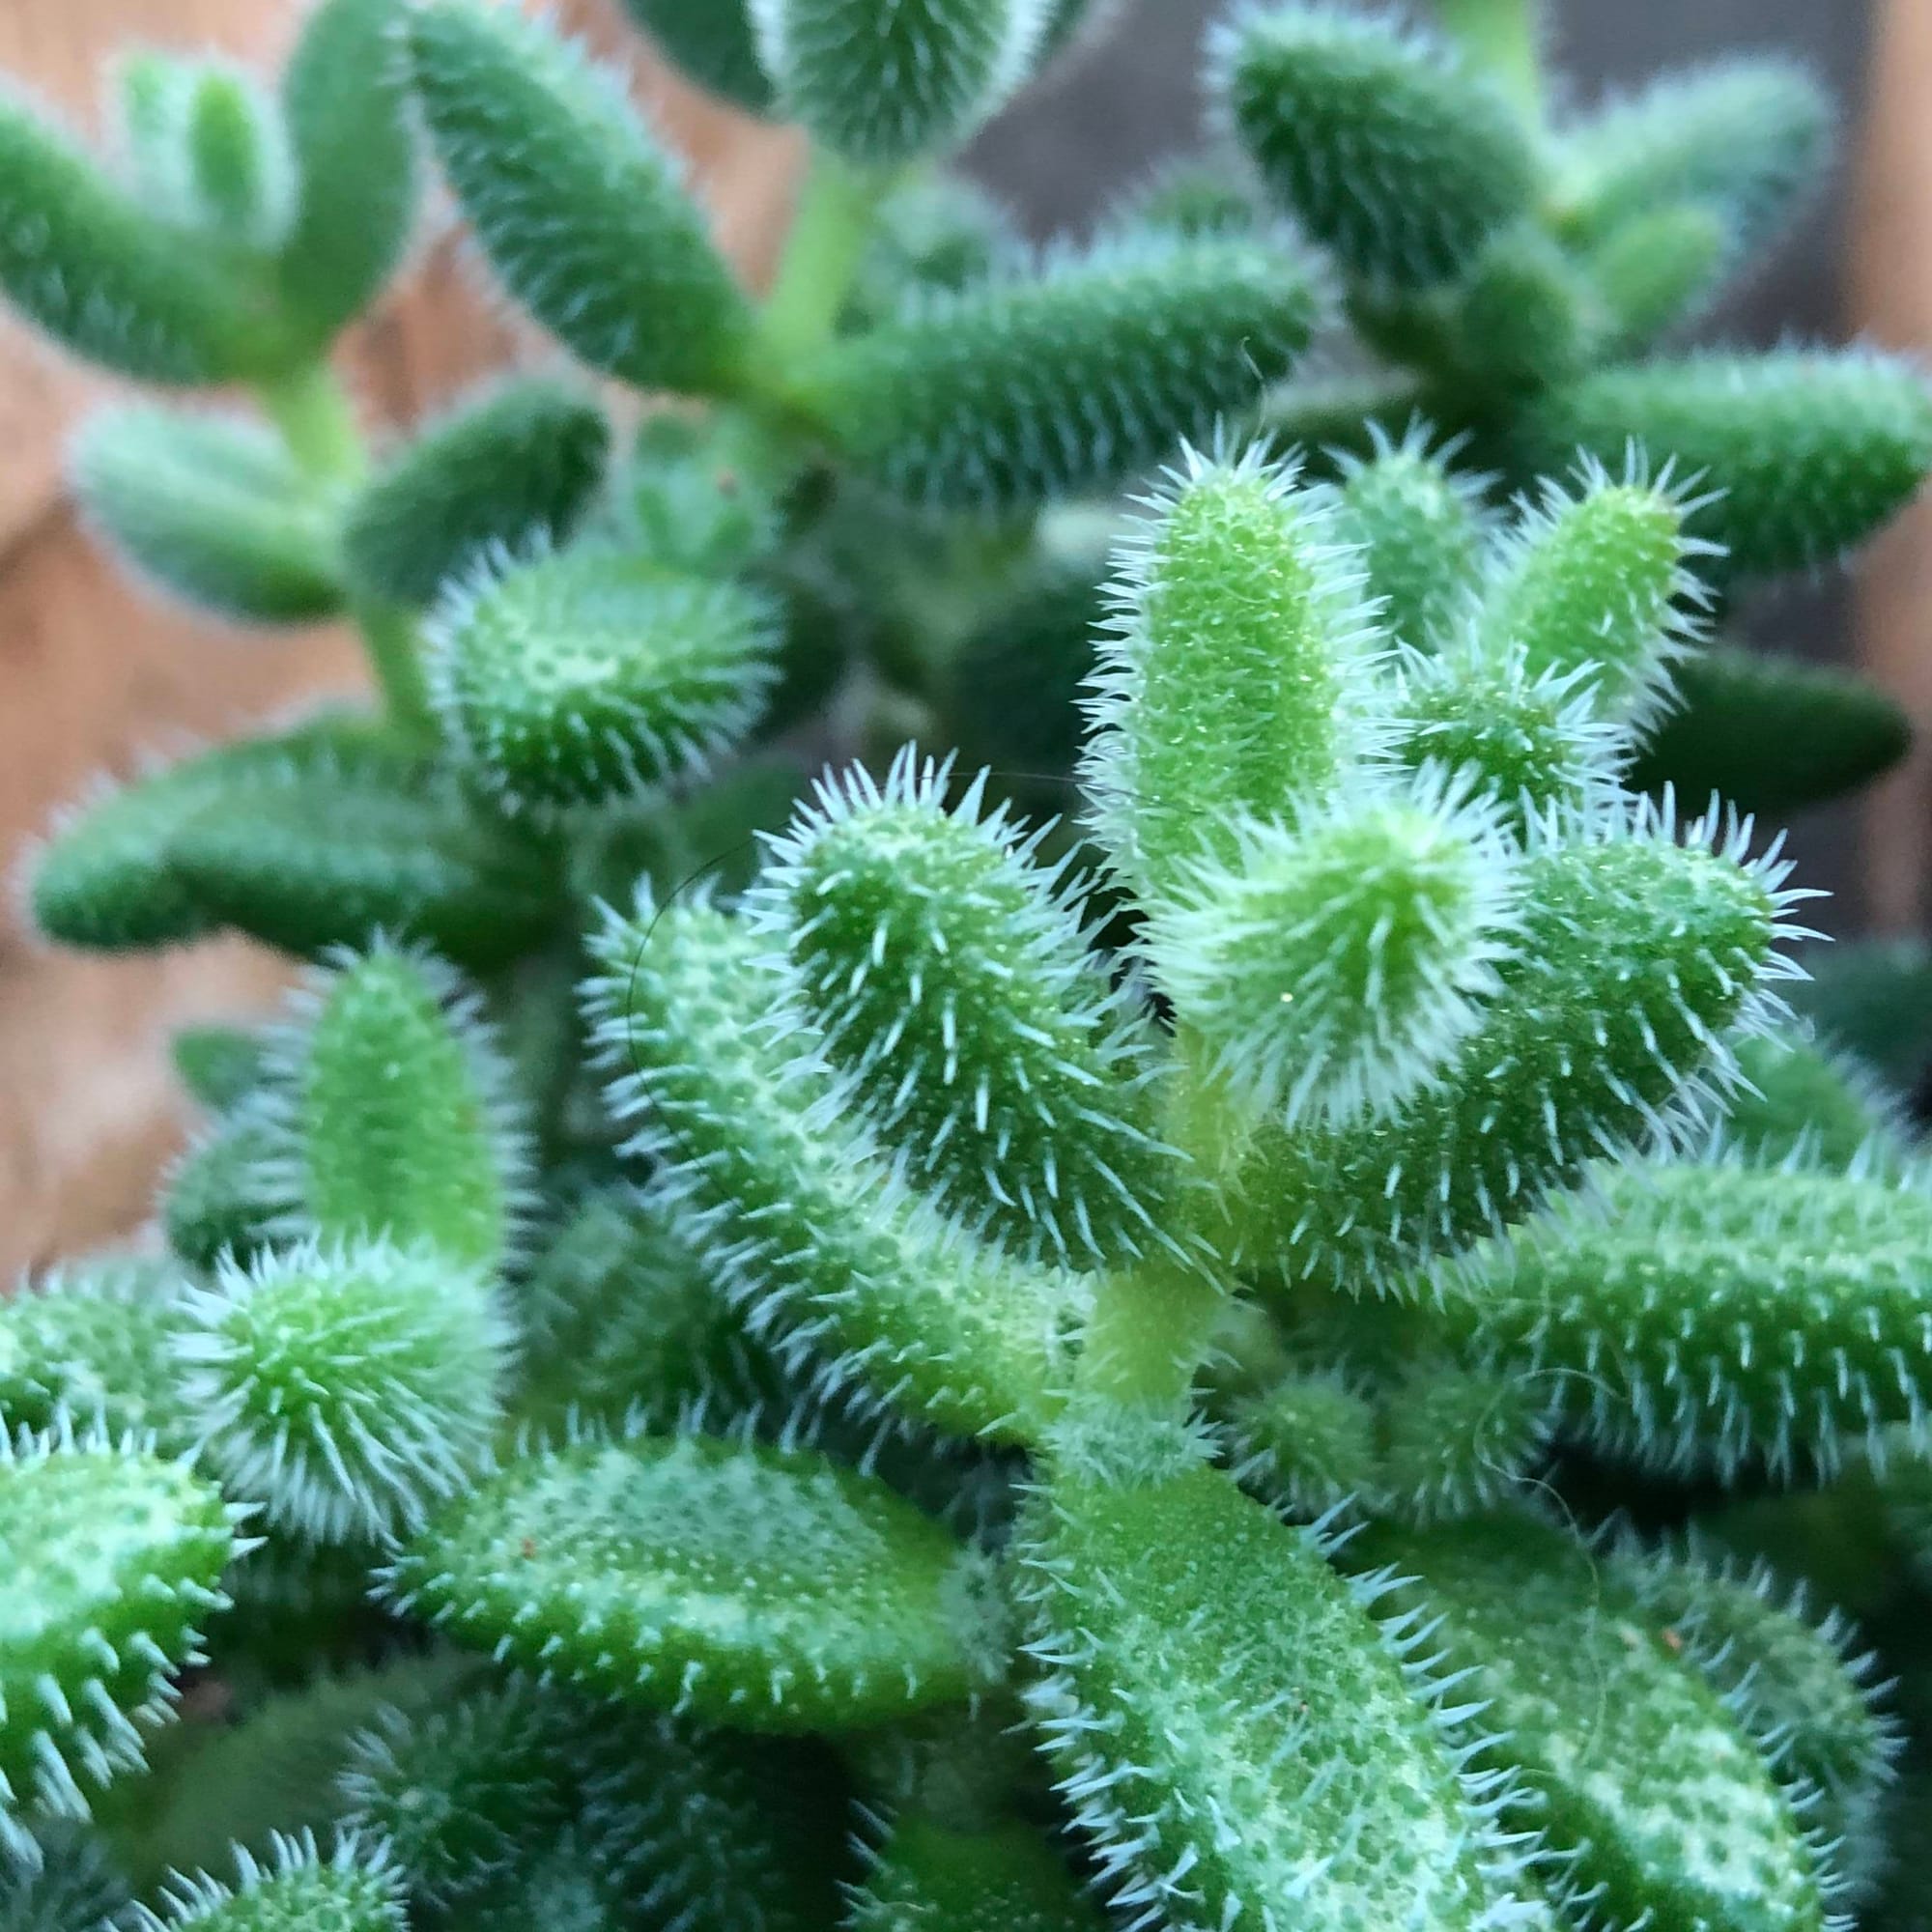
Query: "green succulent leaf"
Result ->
[[619, 0, 775, 114], [1146, 777, 1520, 1130], [808, 237, 1320, 509], [1525, 351, 1932, 580], [1630, 644, 1913, 816], [1081, 443, 1381, 905], [158, 755, 558, 971], [1557, 56, 1834, 266], [1793, 938, 1932, 1095], [1473, 465, 1707, 728], [848, 1816, 1105, 1930], [752, 749, 1180, 1270], [0, 1428, 239, 1859], [1438, 1156, 1932, 1478], [586, 895, 1092, 1444], [1394, 641, 1626, 831], [26, 716, 389, 953], [275, 0, 420, 343], [752, 0, 1049, 166], [1227, 1370, 1381, 1520], [0, 86, 286, 383], [176, 1236, 512, 1545], [382, 1431, 1009, 1731], [407, 1, 754, 396], [1019, 1420, 1520, 1932], [164, 1114, 294, 1276], [0, 1824, 128, 1932], [1722, 1027, 1912, 1175], [0, 1261, 191, 1448], [128, 1833, 404, 1932], [71, 405, 346, 626], [429, 544, 779, 816], [1618, 1540, 1903, 1874], [1236, 807, 1798, 1293], [340, 379, 611, 610], [1214, 3, 1537, 290], [1331, 427, 1487, 651], [259, 942, 527, 1270], [1361, 1513, 1833, 1932]]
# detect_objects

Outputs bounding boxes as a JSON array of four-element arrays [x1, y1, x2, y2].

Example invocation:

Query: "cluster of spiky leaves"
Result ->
[[6, 1, 1932, 1928]]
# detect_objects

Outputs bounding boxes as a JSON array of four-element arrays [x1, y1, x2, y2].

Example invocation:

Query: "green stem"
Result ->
[[1435, 0, 1545, 121], [353, 600, 439, 751], [757, 149, 895, 368], [259, 360, 365, 485]]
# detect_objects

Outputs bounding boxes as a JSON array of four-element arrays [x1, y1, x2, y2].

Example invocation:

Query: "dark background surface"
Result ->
[[963, 0, 1879, 926]]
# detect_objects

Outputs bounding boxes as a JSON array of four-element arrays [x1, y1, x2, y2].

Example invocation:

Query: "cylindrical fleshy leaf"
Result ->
[[274, 0, 420, 344], [0, 88, 283, 383], [585, 896, 1091, 1444], [1722, 1027, 1911, 1174], [408, 3, 754, 396], [120, 57, 298, 253], [1018, 1423, 1515, 1932], [0, 1260, 190, 1447], [260, 944, 527, 1270], [342, 380, 611, 609], [1147, 781, 1519, 1128], [849, 1818, 1103, 1931], [1373, 1360, 1554, 1525], [128, 1833, 404, 1932], [1630, 645, 1912, 816], [1616, 1539, 1902, 1869], [1332, 430, 1486, 650], [71, 405, 345, 626], [1236, 808, 1803, 1293], [429, 546, 778, 815], [25, 717, 394, 953], [1557, 56, 1835, 263], [752, 750, 1179, 1269], [1227, 1371, 1379, 1520], [1215, 3, 1536, 289], [807, 237, 1320, 509], [1438, 1158, 1932, 1479], [621, 0, 775, 114], [0, 1430, 238, 1860], [1395, 642, 1626, 831], [1474, 469, 1705, 727], [1357, 1513, 1830, 1932], [163, 1112, 292, 1275], [753, 0, 1048, 165], [1082, 445, 1380, 904], [1525, 351, 1932, 579], [515, 1183, 783, 1435], [381, 1433, 1008, 1732], [177, 1237, 512, 1544]]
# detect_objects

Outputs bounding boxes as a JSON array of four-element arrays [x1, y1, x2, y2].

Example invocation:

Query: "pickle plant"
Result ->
[[5, 0, 1932, 1926]]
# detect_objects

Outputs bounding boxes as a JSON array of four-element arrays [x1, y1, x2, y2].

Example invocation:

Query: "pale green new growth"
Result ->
[[1082, 443, 1380, 905], [849, 1816, 1104, 1930], [1146, 778, 1519, 1128], [261, 943, 526, 1269]]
